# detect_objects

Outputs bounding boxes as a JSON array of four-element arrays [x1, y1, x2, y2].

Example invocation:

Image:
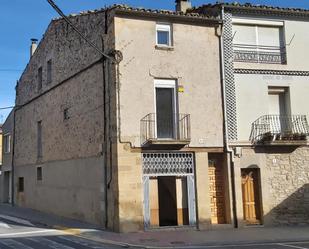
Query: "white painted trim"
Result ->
[[153, 79, 177, 139], [232, 18, 284, 26], [154, 79, 176, 88], [156, 23, 172, 46]]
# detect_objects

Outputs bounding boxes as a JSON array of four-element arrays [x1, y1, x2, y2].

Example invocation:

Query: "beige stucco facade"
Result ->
[[111, 13, 228, 232], [114, 16, 224, 148]]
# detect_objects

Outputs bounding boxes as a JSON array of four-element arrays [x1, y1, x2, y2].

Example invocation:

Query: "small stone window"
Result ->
[[37, 121, 42, 158], [37, 167, 42, 181], [47, 59, 52, 84], [3, 134, 11, 153], [18, 177, 24, 192], [63, 108, 70, 120], [38, 67, 42, 90]]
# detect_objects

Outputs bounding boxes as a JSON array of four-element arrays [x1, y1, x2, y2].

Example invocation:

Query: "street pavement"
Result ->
[[1, 204, 309, 248], [184, 242, 309, 249]]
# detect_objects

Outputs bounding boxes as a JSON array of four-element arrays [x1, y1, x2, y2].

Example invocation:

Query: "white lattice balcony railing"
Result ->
[[140, 113, 191, 146], [233, 44, 287, 64], [250, 115, 309, 144]]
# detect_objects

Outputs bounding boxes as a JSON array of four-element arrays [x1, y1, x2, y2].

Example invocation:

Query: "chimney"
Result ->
[[176, 0, 192, 13], [30, 38, 38, 57]]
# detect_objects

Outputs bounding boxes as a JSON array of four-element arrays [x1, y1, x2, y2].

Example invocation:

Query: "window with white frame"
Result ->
[[4, 134, 11, 153], [232, 20, 285, 64], [156, 24, 172, 46]]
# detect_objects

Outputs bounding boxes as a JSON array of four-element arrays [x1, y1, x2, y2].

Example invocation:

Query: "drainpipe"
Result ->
[[101, 33, 108, 229], [219, 6, 238, 228]]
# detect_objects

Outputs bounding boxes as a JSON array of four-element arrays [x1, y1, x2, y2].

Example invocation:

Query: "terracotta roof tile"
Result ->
[[52, 4, 219, 21], [191, 2, 309, 16]]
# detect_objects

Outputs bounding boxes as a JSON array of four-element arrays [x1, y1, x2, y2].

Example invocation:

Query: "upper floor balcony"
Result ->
[[141, 113, 191, 147], [232, 21, 286, 65], [250, 115, 309, 145], [233, 44, 287, 64]]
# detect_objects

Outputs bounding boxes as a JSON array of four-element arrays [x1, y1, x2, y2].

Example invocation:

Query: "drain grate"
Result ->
[[170, 241, 186, 245], [139, 238, 159, 243]]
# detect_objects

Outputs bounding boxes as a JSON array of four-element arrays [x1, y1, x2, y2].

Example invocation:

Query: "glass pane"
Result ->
[[258, 26, 281, 54], [156, 88, 174, 138], [233, 24, 257, 48], [157, 31, 169, 45]]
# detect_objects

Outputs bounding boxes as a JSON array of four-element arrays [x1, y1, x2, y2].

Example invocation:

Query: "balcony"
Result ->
[[250, 115, 309, 145], [233, 44, 286, 64], [140, 113, 191, 147]]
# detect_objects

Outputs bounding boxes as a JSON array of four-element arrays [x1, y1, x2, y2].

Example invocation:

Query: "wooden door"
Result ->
[[209, 159, 226, 224], [241, 169, 261, 224]]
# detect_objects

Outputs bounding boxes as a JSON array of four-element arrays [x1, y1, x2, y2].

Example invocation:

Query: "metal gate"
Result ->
[[142, 152, 196, 228]]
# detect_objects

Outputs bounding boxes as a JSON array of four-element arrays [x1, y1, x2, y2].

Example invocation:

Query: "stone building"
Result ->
[[193, 3, 309, 226], [0, 110, 13, 204], [7, 0, 232, 233]]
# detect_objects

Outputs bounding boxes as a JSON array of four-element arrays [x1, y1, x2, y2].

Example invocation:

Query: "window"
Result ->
[[232, 22, 285, 64], [37, 167, 42, 181], [268, 87, 289, 116], [154, 79, 177, 139], [3, 134, 11, 153], [63, 108, 70, 120], [18, 177, 24, 192], [37, 121, 42, 158], [47, 59, 52, 84], [156, 24, 172, 46], [38, 67, 42, 90]]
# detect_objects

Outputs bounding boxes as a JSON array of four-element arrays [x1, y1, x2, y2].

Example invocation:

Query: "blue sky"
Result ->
[[1, 0, 309, 122]]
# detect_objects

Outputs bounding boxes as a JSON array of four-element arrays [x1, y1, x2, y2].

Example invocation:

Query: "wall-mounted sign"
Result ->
[[178, 85, 184, 93]]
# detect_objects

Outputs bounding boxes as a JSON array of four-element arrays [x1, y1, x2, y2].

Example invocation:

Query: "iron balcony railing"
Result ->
[[250, 115, 309, 143], [233, 44, 287, 64], [140, 113, 191, 145]]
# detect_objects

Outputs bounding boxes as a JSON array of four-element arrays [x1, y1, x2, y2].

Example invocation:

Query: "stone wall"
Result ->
[[235, 146, 309, 226], [265, 146, 309, 225], [12, 9, 116, 227]]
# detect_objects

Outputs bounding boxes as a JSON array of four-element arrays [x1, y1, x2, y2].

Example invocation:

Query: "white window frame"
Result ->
[[232, 18, 284, 27], [3, 133, 11, 154], [156, 23, 172, 47], [154, 79, 177, 139]]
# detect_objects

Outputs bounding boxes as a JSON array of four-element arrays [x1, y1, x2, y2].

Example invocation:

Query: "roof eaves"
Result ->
[[191, 2, 309, 18], [222, 3, 309, 17], [112, 4, 222, 24]]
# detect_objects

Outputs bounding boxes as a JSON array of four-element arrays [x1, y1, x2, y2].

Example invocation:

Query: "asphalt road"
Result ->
[[0, 216, 124, 249]]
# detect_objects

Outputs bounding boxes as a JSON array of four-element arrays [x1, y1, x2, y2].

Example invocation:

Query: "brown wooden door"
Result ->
[[241, 169, 261, 224], [209, 159, 226, 224]]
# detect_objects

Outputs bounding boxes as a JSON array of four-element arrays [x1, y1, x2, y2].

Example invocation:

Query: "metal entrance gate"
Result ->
[[142, 152, 196, 228]]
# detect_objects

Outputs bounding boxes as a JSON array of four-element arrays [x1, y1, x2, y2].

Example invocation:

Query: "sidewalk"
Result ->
[[1, 203, 309, 248]]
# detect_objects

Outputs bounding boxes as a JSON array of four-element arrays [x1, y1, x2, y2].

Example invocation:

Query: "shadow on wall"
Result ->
[[264, 184, 309, 226], [254, 146, 298, 154]]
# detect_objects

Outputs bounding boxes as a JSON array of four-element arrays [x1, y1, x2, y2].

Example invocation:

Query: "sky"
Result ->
[[1, 0, 309, 122]]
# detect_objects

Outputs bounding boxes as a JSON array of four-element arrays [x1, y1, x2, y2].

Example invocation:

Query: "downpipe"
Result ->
[[218, 6, 238, 228]]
